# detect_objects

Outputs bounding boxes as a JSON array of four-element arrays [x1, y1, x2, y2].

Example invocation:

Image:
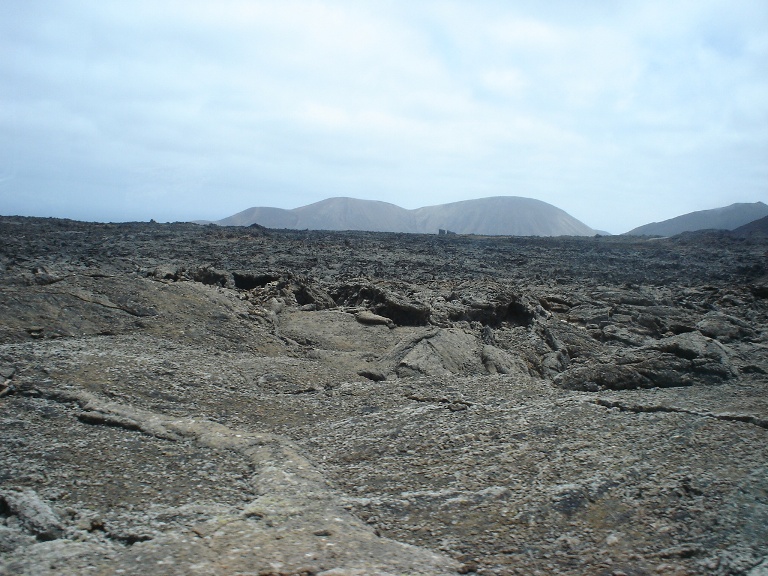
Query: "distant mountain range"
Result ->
[[624, 202, 768, 236], [211, 196, 597, 237], [204, 197, 768, 237]]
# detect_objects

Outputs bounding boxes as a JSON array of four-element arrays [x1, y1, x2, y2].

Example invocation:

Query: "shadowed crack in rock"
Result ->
[[595, 398, 768, 430], [56, 288, 155, 318]]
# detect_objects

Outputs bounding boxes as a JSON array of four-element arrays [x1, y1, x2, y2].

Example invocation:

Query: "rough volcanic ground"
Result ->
[[1, 216, 767, 576]]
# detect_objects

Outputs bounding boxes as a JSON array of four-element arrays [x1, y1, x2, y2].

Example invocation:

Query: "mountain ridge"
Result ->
[[731, 214, 768, 237], [624, 202, 768, 236], [212, 196, 597, 237]]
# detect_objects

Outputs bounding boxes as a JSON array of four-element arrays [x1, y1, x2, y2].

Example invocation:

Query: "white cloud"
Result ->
[[479, 68, 529, 98]]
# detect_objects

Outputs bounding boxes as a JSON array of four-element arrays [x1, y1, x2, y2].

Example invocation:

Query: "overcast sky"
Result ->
[[1, 1, 766, 233]]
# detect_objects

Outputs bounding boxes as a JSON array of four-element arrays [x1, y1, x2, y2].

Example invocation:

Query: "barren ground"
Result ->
[[1, 216, 767, 575]]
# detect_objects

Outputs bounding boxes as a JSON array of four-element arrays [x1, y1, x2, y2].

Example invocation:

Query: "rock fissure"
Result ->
[[56, 289, 149, 318], [594, 398, 768, 430]]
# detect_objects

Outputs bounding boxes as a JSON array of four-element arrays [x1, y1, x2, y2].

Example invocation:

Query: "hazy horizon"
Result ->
[[1, 1, 766, 234]]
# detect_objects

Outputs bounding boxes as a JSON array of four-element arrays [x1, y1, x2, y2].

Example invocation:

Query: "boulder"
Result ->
[[355, 310, 395, 328], [695, 312, 753, 342], [333, 282, 431, 326], [555, 332, 737, 390], [0, 490, 64, 541]]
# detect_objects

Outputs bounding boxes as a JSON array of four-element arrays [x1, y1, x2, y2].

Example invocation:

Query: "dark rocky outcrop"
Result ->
[[554, 331, 738, 391], [332, 281, 432, 326]]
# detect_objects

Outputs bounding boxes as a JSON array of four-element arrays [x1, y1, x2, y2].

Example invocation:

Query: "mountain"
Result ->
[[624, 202, 768, 236], [217, 198, 414, 232], [213, 196, 596, 237], [731, 215, 768, 237], [292, 198, 415, 233], [410, 197, 594, 236]]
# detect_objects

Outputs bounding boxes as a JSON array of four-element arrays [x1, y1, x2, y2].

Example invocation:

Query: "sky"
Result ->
[[1, 1, 766, 234]]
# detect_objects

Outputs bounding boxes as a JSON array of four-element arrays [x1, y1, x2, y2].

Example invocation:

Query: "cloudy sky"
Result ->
[[1, 1, 766, 233]]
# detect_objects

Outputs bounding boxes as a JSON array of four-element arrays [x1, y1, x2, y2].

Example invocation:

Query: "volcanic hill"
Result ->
[[213, 196, 597, 236]]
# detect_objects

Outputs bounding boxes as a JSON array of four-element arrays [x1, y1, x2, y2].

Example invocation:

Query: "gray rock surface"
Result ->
[[1, 216, 767, 575]]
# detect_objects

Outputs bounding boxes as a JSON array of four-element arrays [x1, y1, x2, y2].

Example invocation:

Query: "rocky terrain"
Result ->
[[1, 216, 767, 575]]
